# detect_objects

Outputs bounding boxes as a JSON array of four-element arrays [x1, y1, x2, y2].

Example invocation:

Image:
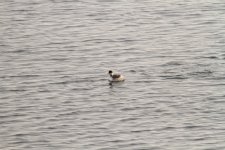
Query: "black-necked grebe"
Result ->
[[108, 70, 125, 82]]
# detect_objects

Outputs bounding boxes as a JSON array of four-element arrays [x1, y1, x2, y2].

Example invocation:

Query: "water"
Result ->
[[1, 0, 225, 149]]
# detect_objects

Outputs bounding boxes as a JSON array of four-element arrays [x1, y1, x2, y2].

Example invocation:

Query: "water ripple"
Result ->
[[1, 0, 225, 149]]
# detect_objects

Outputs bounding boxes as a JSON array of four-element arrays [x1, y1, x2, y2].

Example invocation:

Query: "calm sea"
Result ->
[[1, 0, 225, 149]]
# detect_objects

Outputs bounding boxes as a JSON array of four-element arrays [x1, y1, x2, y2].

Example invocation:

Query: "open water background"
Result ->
[[1, 0, 225, 149]]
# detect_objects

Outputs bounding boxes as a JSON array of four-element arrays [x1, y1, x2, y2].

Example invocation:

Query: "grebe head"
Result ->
[[108, 70, 113, 75]]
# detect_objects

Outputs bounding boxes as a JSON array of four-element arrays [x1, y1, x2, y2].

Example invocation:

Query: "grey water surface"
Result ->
[[1, 0, 225, 149]]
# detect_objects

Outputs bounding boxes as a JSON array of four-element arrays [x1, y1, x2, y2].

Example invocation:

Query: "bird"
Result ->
[[108, 70, 125, 82]]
